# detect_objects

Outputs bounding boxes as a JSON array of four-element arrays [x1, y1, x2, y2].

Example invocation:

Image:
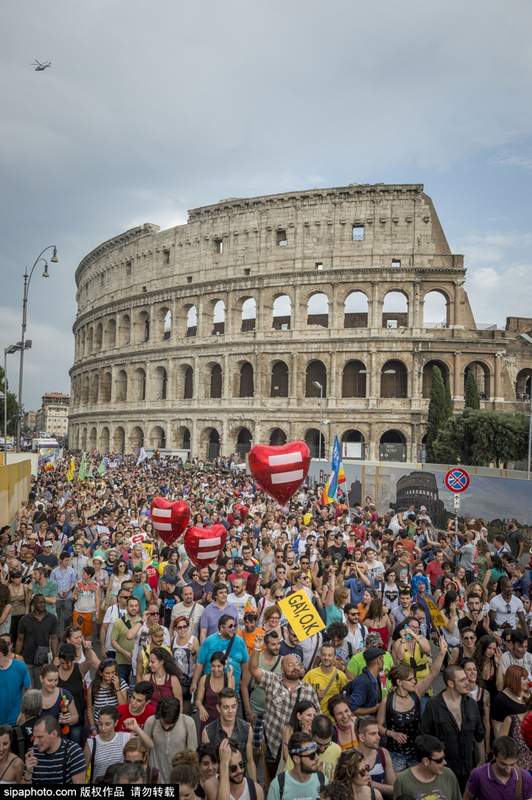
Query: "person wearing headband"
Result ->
[[267, 732, 327, 800]]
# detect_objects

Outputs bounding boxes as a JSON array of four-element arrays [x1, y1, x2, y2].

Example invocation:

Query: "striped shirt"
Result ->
[[92, 679, 129, 722], [88, 732, 131, 779], [32, 739, 86, 784]]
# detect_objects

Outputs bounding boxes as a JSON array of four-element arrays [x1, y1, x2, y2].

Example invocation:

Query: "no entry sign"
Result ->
[[445, 467, 470, 493]]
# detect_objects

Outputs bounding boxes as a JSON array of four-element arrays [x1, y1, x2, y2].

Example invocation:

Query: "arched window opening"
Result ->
[[106, 318, 117, 349], [210, 364, 222, 399], [271, 361, 289, 397], [115, 370, 128, 402], [100, 427, 110, 454], [150, 426, 166, 450], [183, 366, 193, 400], [186, 306, 197, 337], [119, 315, 131, 346], [236, 427, 252, 458], [423, 291, 449, 328], [177, 426, 191, 451], [305, 428, 325, 459], [133, 367, 146, 402], [379, 430, 407, 462], [342, 361, 367, 398], [207, 429, 220, 460], [95, 324, 103, 351], [239, 363, 254, 397], [241, 298, 256, 333], [135, 311, 150, 342], [344, 292, 369, 328], [163, 309, 172, 340], [269, 428, 287, 446], [422, 361, 450, 399], [212, 300, 225, 336], [382, 291, 408, 329], [89, 427, 97, 451], [272, 295, 291, 330], [341, 430, 365, 459], [113, 427, 125, 454], [380, 360, 408, 398], [153, 367, 168, 401], [516, 368, 532, 401], [305, 361, 327, 398], [129, 426, 144, 451], [307, 293, 329, 328], [464, 361, 490, 401], [101, 372, 112, 403]]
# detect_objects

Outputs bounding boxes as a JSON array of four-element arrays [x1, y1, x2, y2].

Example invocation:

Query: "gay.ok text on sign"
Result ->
[[278, 590, 325, 642]]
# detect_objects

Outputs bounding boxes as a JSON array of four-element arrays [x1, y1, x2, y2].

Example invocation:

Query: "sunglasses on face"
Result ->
[[357, 767, 369, 776], [430, 756, 445, 764], [176, 624, 189, 630], [301, 751, 319, 760], [229, 762, 245, 773]]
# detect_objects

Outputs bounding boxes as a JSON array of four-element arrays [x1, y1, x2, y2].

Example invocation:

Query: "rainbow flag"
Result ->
[[66, 457, 76, 482], [322, 435, 345, 504]]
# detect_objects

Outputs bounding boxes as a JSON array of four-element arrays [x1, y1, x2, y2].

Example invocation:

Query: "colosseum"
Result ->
[[69, 183, 532, 463]]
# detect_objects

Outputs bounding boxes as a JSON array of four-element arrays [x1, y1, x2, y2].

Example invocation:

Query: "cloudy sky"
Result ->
[[1, 0, 532, 409]]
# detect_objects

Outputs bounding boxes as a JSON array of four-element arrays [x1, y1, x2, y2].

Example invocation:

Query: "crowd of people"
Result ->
[[0, 452, 531, 800]]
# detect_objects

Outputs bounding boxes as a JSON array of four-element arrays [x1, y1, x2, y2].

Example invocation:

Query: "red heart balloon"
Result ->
[[184, 524, 227, 567], [233, 502, 249, 520], [150, 497, 190, 546], [248, 441, 311, 505]]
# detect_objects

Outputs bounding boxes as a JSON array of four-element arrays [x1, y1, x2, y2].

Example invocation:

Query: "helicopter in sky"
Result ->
[[32, 59, 51, 72]]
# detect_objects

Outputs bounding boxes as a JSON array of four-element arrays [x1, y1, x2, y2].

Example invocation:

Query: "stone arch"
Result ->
[[209, 363, 223, 399], [305, 360, 327, 398], [95, 322, 103, 351], [186, 305, 198, 337], [79, 328, 86, 356], [271, 360, 289, 397], [272, 294, 292, 330], [379, 429, 407, 462], [516, 368, 532, 400], [180, 364, 194, 400], [176, 425, 191, 450], [341, 429, 365, 459], [81, 427, 88, 451], [381, 359, 408, 398], [105, 318, 117, 349], [201, 426, 221, 460], [342, 360, 367, 398], [149, 425, 166, 449], [89, 426, 97, 451], [134, 309, 150, 343], [305, 427, 325, 459], [156, 306, 172, 341], [115, 369, 128, 402], [235, 427, 253, 458], [113, 426, 125, 454], [90, 372, 99, 404], [422, 359, 451, 398], [129, 425, 144, 451], [464, 360, 491, 400], [344, 291, 369, 328], [133, 367, 147, 401], [152, 366, 168, 401], [238, 362, 254, 398], [212, 300, 225, 335], [101, 371, 112, 403], [307, 292, 329, 328], [81, 375, 89, 404], [241, 298, 256, 333], [269, 427, 287, 446], [382, 290, 409, 328], [118, 314, 131, 346], [99, 426, 110, 453], [87, 327, 94, 354], [423, 289, 450, 327]]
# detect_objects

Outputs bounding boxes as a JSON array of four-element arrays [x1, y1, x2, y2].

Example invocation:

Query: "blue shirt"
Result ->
[[344, 578, 365, 605], [347, 667, 381, 711], [198, 633, 249, 687], [0, 658, 30, 725], [50, 565, 77, 598]]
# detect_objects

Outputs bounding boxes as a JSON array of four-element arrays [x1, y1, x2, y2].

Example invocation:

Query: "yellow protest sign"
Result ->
[[424, 597, 447, 629], [277, 590, 325, 642]]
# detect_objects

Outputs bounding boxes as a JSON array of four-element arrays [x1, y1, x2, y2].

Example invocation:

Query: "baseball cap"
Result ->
[[43, 541, 54, 548], [133, 565, 143, 572], [363, 647, 386, 664], [365, 632, 384, 647]]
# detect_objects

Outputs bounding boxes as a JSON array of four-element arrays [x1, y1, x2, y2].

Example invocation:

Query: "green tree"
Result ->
[[464, 369, 480, 409], [426, 366, 451, 462], [0, 367, 20, 437], [432, 408, 528, 467]]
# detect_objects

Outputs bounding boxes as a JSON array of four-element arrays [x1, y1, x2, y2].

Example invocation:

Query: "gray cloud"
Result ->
[[1, 0, 532, 407]]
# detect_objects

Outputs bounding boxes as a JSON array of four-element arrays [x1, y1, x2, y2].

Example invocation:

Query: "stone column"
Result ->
[[453, 353, 463, 401], [370, 284, 381, 329], [223, 354, 231, 399], [193, 356, 201, 399], [329, 352, 338, 404]]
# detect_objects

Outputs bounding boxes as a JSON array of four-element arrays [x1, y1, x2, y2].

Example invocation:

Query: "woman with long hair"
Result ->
[[491, 664, 529, 738], [333, 749, 383, 800], [391, 617, 432, 686], [195, 652, 235, 728], [462, 657, 490, 759], [147, 646, 183, 705], [364, 595, 393, 650], [0, 724, 24, 783], [105, 559, 130, 605], [377, 638, 447, 772], [482, 555, 507, 596], [281, 700, 317, 765], [7, 569, 30, 643], [438, 590, 462, 651], [84, 705, 150, 783], [0, 585, 12, 639], [39, 663, 79, 733], [498, 694, 532, 772], [136, 624, 171, 681], [144, 697, 197, 784], [172, 616, 198, 712], [474, 634, 500, 702], [86, 658, 128, 733]]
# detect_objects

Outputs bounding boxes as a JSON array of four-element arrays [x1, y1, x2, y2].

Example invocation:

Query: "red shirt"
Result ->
[[145, 564, 160, 591], [426, 561, 444, 588], [115, 702, 157, 731]]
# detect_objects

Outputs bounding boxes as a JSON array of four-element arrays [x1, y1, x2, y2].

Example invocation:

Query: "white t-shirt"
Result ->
[[500, 650, 532, 680], [227, 592, 256, 625], [489, 594, 525, 629]]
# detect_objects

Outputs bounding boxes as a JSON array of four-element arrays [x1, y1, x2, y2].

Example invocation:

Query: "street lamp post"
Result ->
[[16, 246, 58, 450], [312, 380, 325, 458]]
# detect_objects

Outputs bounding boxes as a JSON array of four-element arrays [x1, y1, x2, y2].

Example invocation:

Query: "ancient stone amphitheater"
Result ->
[[69, 183, 532, 461]]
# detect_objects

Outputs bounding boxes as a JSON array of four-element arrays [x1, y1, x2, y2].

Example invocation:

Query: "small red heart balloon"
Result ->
[[184, 524, 227, 567], [233, 502, 249, 520], [248, 441, 311, 505], [150, 497, 190, 546]]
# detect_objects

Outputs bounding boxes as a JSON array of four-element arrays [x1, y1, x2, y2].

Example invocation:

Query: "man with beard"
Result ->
[[217, 738, 264, 800], [266, 732, 327, 800]]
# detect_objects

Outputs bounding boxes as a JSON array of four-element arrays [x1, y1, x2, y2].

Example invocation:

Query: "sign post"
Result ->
[[445, 467, 470, 537]]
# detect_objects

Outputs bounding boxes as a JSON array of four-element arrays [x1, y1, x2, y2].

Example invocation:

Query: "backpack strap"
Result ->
[[246, 777, 257, 800], [514, 768, 523, 800], [278, 771, 285, 800], [318, 772, 325, 790], [89, 737, 97, 785]]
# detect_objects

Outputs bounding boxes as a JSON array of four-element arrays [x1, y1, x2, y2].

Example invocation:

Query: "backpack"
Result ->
[[278, 770, 325, 800]]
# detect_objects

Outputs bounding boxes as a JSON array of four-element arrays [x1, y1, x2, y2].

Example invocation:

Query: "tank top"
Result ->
[[149, 672, 174, 705], [367, 624, 389, 650], [399, 642, 430, 683], [59, 663, 85, 724], [367, 748, 386, 784], [9, 585, 27, 617], [385, 691, 420, 755], [202, 674, 228, 728]]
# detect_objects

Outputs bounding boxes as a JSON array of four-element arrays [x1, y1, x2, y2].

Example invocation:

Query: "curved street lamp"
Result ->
[[16, 245, 58, 450]]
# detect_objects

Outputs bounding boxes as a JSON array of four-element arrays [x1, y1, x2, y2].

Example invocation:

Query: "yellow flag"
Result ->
[[424, 597, 447, 629], [277, 590, 325, 642], [66, 457, 75, 482]]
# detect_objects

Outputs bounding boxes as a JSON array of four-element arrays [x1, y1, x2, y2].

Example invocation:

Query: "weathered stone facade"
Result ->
[[69, 184, 532, 461]]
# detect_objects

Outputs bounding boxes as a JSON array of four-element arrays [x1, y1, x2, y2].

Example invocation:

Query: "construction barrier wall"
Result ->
[[0, 458, 32, 526]]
